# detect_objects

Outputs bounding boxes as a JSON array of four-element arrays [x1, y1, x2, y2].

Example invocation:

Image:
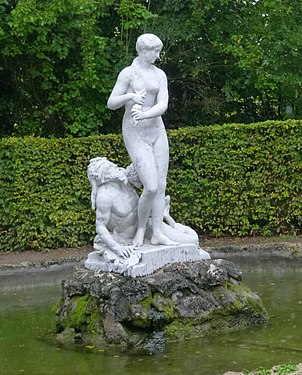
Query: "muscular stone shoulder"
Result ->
[[96, 185, 115, 209]]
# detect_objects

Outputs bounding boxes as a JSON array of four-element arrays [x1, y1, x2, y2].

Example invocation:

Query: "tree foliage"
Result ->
[[0, 0, 154, 136], [0, 0, 301, 136], [149, 0, 302, 125]]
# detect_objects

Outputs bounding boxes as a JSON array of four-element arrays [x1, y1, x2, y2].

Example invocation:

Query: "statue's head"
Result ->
[[124, 163, 142, 189], [136, 33, 163, 55], [88, 157, 128, 186], [88, 157, 128, 210]]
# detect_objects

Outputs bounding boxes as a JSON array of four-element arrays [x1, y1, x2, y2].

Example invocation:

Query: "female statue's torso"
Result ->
[[122, 64, 165, 147]]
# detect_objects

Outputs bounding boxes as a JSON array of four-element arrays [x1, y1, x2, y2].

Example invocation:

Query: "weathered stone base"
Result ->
[[54, 259, 268, 354], [85, 243, 210, 277]]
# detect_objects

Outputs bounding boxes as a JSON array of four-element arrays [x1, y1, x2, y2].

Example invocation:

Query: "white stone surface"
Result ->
[[86, 157, 208, 277], [85, 244, 210, 277], [84, 33, 211, 278]]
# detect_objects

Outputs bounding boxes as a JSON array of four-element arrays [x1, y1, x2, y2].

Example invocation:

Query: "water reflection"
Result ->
[[0, 261, 302, 375]]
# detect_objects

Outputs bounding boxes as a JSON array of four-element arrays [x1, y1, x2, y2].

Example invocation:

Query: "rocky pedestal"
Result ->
[[54, 259, 268, 353]]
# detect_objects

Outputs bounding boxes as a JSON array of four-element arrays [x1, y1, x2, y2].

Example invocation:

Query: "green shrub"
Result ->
[[0, 134, 129, 251], [1, 119, 302, 251], [168, 119, 302, 236]]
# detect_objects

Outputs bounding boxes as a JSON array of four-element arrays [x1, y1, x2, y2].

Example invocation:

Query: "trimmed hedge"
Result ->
[[168, 119, 302, 237], [0, 135, 130, 251], [1, 120, 302, 251]]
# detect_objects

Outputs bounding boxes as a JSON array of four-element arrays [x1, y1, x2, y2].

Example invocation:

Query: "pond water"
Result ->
[[0, 259, 301, 375]]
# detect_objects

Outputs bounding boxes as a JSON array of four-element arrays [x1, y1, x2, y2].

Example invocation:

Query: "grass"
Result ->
[[243, 363, 298, 375]]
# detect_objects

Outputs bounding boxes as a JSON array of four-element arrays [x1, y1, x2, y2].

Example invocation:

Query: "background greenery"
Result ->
[[1, 0, 301, 251], [1, 119, 302, 252], [0, 0, 301, 137]]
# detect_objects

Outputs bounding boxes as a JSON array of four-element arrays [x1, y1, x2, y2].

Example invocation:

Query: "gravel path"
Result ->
[[0, 246, 92, 269], [1, 235, 302, 269]]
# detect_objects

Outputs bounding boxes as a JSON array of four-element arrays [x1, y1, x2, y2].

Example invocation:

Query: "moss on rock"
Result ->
[[54, 260, 268, 353]]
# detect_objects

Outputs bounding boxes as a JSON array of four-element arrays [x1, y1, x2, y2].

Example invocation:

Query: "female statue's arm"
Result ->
[[131, 71, 168, 121], [107, 68, 145, 110]]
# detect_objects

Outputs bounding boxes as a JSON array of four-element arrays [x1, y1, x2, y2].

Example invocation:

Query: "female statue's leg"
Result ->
[[150, 133, 178, 246], [127, 140, 158, 247]]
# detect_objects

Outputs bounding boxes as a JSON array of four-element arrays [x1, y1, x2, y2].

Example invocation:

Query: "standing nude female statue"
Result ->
[[107, 33, 176, 247]]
